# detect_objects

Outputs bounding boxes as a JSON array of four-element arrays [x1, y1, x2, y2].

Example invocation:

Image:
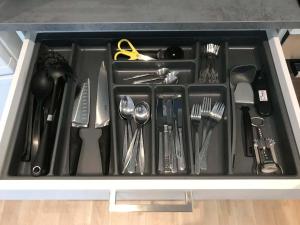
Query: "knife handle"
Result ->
[[241, 107, 254, 157], [98, 125, 111, 175], [69, 127, 82, 175]]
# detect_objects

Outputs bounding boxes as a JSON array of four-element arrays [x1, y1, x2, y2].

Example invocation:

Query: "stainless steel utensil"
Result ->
[[251, 117, 283, 175], [119, 96, 134, 166], [123, 101, 150, 174], [123, 68, 169, 81], [132, 71, 179, 84], [199, 102, 225, 171], [201, 97, 212, 145], [199, 43, 220, 84], [69, 79, 90, 175], [174, 99, 185, 172], [95, 61, 111, 175], [190, 103, 202, 174]]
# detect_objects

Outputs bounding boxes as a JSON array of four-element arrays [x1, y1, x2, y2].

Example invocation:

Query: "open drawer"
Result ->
[[0, 31, 300, 207]]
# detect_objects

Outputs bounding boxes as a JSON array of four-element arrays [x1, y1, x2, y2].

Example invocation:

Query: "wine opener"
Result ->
[[251, 117, 283, 175]]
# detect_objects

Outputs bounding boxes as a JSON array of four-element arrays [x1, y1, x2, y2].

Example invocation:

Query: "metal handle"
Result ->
[[109, 191, 193, 212]]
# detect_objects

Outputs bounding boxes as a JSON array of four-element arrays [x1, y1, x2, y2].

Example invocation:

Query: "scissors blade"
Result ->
[[138, 54, 155, 61]]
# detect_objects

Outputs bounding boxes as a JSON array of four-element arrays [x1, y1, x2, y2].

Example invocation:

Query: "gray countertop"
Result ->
[[0, 0, 300, 31]]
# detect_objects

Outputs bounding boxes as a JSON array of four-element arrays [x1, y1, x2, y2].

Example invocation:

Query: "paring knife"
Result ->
[[95, 61, 111, 175], [69, 79, 90, 175]]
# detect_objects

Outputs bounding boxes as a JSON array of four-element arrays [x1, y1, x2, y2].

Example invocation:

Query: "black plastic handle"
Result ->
[[98, 125, 111, 175], [252, 71, 272, 117], [69, 127, 82, 175], [31, 121, 52, 176], [241, 106, 254, 157]]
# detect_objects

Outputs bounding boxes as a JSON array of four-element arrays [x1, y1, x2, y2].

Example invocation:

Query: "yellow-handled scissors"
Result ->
[[114, 39, 155, 61]]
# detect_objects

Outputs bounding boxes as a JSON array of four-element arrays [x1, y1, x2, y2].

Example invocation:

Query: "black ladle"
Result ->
[[30, 70, 53, 162], [32, 67, 66, 176]]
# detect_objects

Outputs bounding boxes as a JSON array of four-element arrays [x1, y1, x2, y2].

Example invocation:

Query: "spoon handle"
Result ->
[[122, 128, 139, 174], [122, 121, 128, 165], [138, 127, 145, 175]]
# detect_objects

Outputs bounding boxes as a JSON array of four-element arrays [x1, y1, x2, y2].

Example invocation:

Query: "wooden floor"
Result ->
[[0, 200, 300, 225]]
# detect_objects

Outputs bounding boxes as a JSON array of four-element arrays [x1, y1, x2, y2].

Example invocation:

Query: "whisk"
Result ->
[[199, 43, 220, 84]]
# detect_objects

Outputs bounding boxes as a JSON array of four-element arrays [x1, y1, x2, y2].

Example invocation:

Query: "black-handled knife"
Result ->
[[241, 106, 254, 157], [95, 62, 111, 175], [69, 79, 90, 175]]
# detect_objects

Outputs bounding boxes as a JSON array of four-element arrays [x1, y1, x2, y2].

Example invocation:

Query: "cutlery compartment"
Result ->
[[111, 38, 196, 61], [197, 42, 227, 84], [112, 61, 196, 85], [228, 41, 298, 175], [7, 43, 75, 176], [112, 85, 153, 175], [187, 85, 230, 175], [153, 86, 192, 175]]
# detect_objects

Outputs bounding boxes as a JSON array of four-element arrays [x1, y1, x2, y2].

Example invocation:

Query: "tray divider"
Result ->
[[224, 41, 233, 175], [151, 86, 157, 175], [108, 43, 120, 175], [50, 43, 79, 176], [185, 85, 194, 175], [195, 41, 201, 83]]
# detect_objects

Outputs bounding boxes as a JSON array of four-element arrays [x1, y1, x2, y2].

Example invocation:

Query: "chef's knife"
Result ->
[[69, 79, 90, 175], [95, 61, 111, 175]]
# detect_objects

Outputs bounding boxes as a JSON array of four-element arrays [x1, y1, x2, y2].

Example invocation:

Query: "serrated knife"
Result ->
[[95, 61, 111, 175], [69, 79, 90, 175]]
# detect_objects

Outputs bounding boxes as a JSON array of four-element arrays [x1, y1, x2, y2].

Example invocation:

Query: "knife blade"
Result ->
[[95, 61, 111, 175], [69, 79, 90, 175]]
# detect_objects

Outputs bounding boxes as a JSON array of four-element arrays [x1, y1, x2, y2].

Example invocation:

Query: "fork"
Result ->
[[198, 102, 225, 172], [190, 104, 202, 174], [201, 97, 212, 146]]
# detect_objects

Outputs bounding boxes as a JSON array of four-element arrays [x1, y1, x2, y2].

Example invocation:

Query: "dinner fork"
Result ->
[[191, 104, 202, 173], [198, 102, 225, 172], [201, 97, 212, 146]]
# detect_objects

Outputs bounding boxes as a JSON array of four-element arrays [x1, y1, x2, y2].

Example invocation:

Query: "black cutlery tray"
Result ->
[[5, 31, 300, 178]]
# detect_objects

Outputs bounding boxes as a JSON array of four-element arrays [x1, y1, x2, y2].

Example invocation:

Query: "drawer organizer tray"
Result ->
[[4, 32, 300, 178]]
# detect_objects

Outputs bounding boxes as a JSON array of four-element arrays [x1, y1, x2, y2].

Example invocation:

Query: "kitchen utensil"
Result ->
[[166, 99, 177, 173], [201, 97, 212, 146], [156, 98, 164, 173], [252, 71, 272, 117], [95, 61, 111, 175], [123, 101, 150, 174], [21, 94, 34, 162], [173, 98, 186, 172], [133, 71, 179, 84], [69, 79, 90, 176], [229, 64, 256, 168], [114, 39, 155, 61], [199, 43, 220, 84], [199, 101, 225, 171], [30, 70, 53, 162], [234, 82, 255, 157], [32, 53, 70, 176], [123, 68, 169, 81], [190, 103, 202, 174], [241, 106, 254, 157], [251, 117, 282, 175], [119, 95, 134, 166]]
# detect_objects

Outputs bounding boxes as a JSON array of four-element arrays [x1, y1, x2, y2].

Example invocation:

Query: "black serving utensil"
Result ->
[[31, 53, 72, 176]]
